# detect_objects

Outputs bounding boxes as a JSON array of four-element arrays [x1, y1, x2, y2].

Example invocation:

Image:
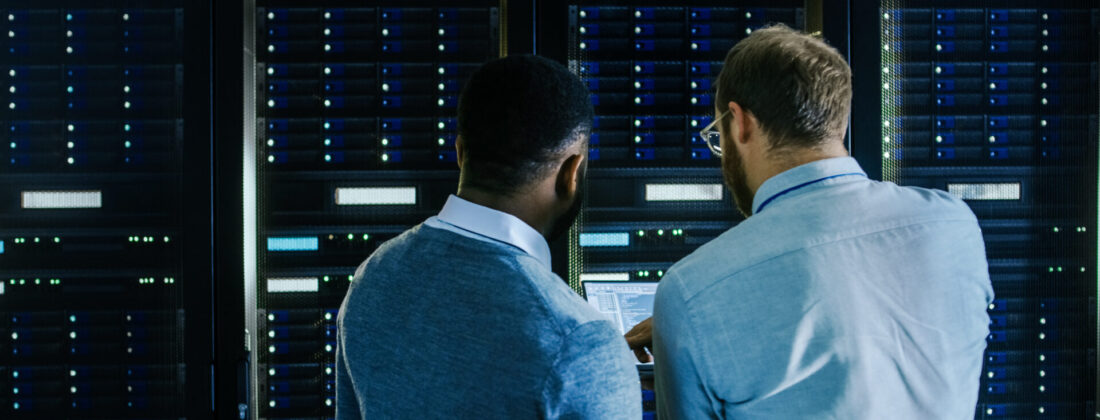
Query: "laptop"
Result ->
[[582, 280, 659, 375]]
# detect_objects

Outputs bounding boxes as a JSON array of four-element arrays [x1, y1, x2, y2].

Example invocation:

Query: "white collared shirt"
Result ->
[[423, 195, 552, 268]]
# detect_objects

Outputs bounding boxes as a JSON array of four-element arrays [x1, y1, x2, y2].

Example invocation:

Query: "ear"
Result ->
[[727, 101, 754, 145], [454, 135, 465, 169], [554, 152, 585, 201]]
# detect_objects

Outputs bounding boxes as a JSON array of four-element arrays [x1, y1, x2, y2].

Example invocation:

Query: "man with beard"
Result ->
[[336, 55, 640, 419], [625, 25, 993, 418]]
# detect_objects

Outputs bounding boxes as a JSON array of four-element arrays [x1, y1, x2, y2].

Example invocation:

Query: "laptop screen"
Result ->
[[582, 281, 659, 335]]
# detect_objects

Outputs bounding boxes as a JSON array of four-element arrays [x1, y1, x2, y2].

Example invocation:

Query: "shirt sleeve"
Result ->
[[654, 272, 719, 419], [541, 320, 642, 419]]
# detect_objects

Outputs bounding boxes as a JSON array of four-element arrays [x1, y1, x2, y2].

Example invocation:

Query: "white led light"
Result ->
[[437, 138, 445, 146], [1042, 44, 1048, 52], [438, 67, 445, 75], [267, 45, 275, 52], [324, 99, 331, 107], [324, 44, 332, 51], [267, 99, 275, 108], [267, 139, 274, 147], [935, 66, 942, 74], [324, 28, 331, 36], [1041, 82, 1048, 89], [267, 12, 274, 20], [123, 85, 131, 93], [1042, 29, 1048, 37], [67, 124, 74, 132], [67, 142, 74, 149], [883, 151, 891, 159], [882, 83, 890, 90], [268, 368, 276, 376], [947, 183, 1020, 200], [934, 44, 942, 52], [335, 187, 416, 205], [67, 46, 74, 54], [885, 136, 892, 143], [1041, 98, 1048, 105], [579, 26, 586, 34], [438, 28, 445, 36], [635, 10, 641, 18], [883, 12, 890, 19], [579, 42, 587, 50], [437, 44, 445, 51], [988, 136, 996, 143], [324, 12, 331, 19], [437, 83, 445, 91], [7, 102, 12, 110], [7, 86, 12, 93], [122, 13, 129, 21], [267, 155, 275, 163], [437, 98, 445, 106], [6, 31, 12, 38], [745, 12, 752, 18], [634, 27, 641, 34], [123, 101, 131, 109], [645, 184, 723, 202], [579, 273, 631, 281], [883, 44, 890, 51], [266, 67, 274, 75]]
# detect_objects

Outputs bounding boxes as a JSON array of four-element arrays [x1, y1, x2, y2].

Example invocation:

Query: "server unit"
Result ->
[[876, 0, 1098, 417], [0, 2, 211, 418], [249, 2, 500, 417]]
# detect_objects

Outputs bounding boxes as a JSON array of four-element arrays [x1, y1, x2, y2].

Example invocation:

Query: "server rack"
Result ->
[[246, 2, 502, 418], [551, 2, 804, 417], [0, 1, 213, 418], [870, 0, 1098, 417]]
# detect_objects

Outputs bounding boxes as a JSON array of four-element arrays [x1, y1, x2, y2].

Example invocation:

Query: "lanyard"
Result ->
[[754, 172, 866, 215]]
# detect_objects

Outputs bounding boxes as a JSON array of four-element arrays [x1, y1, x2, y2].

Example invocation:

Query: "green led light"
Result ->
[[53, 237, 60, 243], [362, 234, 369, 240], [636, 230, 645, 237], [323, 275, 330, 282], [347, 233, 354, 240], [657, 229, 664, 236]]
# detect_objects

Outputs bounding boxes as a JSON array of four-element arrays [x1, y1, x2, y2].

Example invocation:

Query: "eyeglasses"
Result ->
[[698, 110, 729, 157]]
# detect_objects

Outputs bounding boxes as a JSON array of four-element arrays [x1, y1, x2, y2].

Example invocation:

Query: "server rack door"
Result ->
[[246, 2, 502, 418], [872, 0, 1098, 417], [0, 1, 213, 418], [553, 1, 804, 417]]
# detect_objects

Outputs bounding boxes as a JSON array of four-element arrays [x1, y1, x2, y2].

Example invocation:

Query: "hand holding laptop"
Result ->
[[625, 317, 653, 363]]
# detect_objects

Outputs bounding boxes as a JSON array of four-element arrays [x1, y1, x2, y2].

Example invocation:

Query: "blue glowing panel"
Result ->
[[267, 236, 319, 251], [579, 232, 630, 247]]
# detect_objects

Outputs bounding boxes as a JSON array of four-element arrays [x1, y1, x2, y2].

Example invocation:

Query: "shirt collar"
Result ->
[[751, 157, 867, 215], [434, 194, 552, 268]]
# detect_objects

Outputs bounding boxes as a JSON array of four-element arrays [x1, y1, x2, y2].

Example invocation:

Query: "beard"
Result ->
[[722, 143, 754, 218]]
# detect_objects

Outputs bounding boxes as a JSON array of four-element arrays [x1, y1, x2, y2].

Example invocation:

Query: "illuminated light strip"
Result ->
[[0, 239, 4, 254], [947, 183, 1021, 201], [21, 190, 102, 209], [335, 187, 417, 205], [578, 232, 630, 247], [0, 282, 4, 295], [645, 183, 723, 201], [267, 236, 319, 252], [579, 273, 631, 281], [267, 277, 319, 293]]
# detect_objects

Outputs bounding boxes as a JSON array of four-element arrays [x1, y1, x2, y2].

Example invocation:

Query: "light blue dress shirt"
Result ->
[[653, 157, 993, 419], [336, 194, 640, 419], [425, 195, 553, 268]]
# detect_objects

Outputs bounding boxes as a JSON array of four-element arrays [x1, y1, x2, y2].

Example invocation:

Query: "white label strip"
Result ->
[[267, 277, 320, 293], [645, 183, 723, 202], [579, 273, 631, 281], [0, 282, 5, 295], [335, 187, 417, 205], [947, 183, 1021, 200], [22, 190, 103, 209]]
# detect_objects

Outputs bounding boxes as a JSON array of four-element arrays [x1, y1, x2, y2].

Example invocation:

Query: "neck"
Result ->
[[748, 141, 848, 196], [456, 185, 551, 237]]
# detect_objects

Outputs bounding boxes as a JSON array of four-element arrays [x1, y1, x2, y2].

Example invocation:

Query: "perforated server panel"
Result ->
[[563, 2, 802, 417], [878, 1, 1098, 417], [0, 2, 208, 418], [250, 2, 500, 418]]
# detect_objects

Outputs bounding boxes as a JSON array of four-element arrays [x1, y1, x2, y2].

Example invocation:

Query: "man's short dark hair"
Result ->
[[715, 24, 852, 151], [457, 54, 594, 195]]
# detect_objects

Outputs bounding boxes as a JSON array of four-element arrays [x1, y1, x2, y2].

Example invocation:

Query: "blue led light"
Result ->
[[267, 236, 319, 252], [578, 232, 630, 247], [0, 240, 4, 254]]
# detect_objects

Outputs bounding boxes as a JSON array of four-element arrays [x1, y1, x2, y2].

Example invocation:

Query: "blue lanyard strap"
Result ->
[[754, 172, 866, 215]]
